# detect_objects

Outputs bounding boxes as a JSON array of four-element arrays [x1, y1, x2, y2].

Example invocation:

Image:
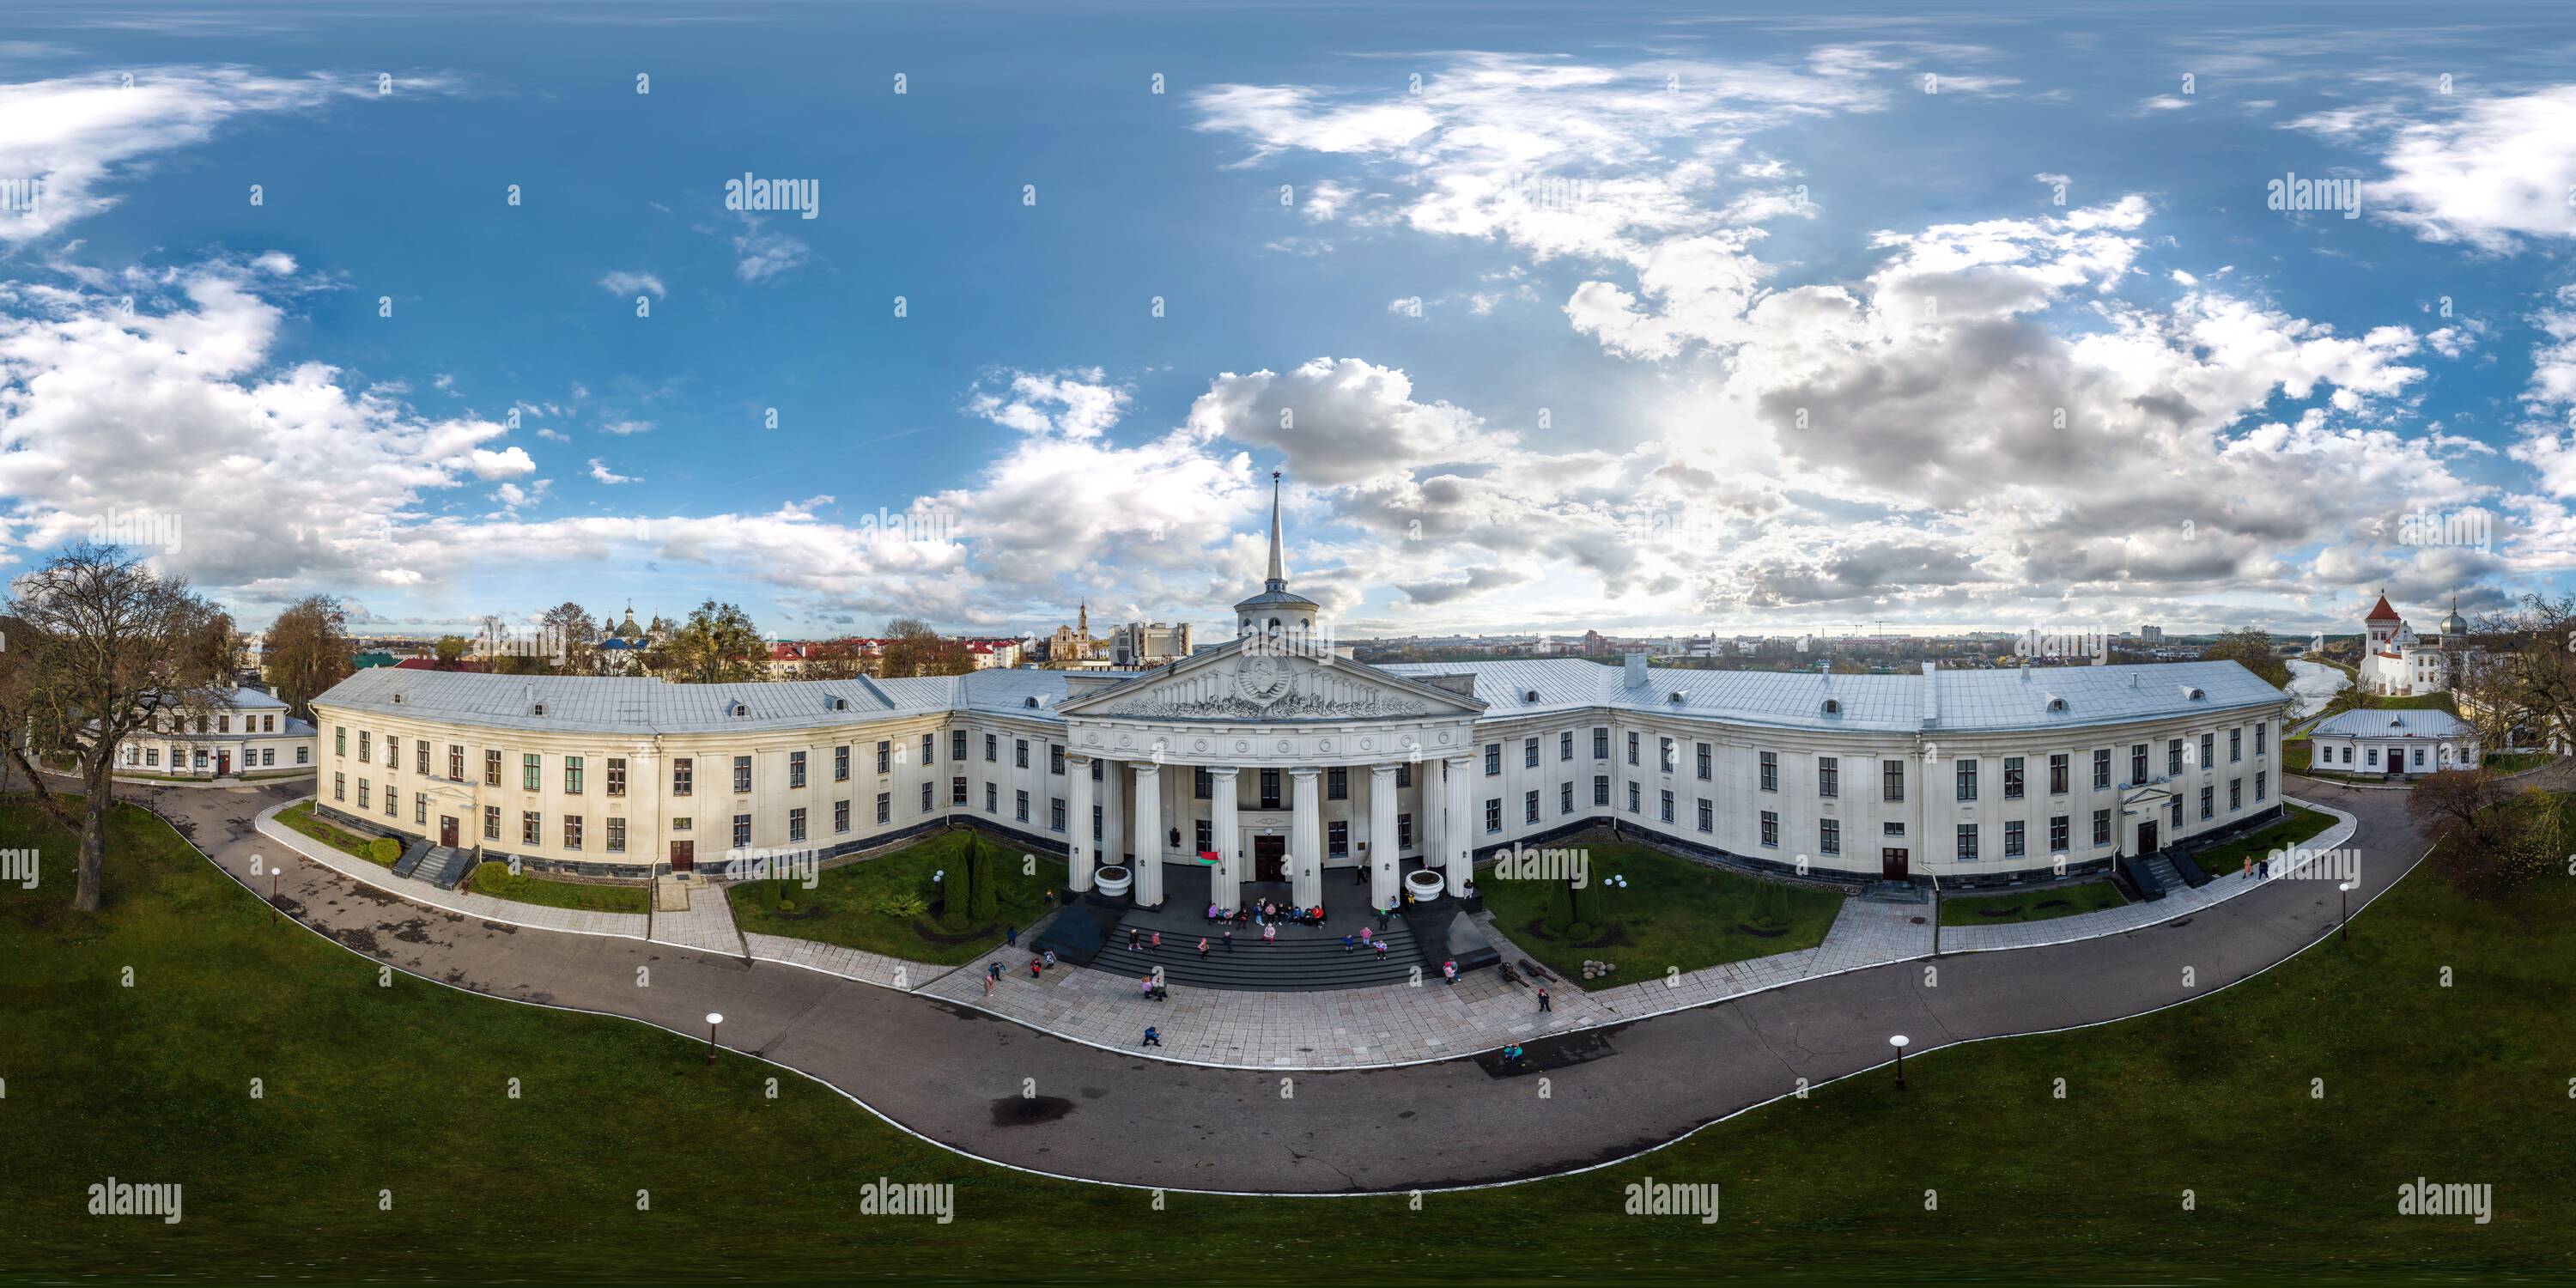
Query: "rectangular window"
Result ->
[[1015, 790, 1030, 823], [606, 758, 626, 797], [841, 799, 858, 831], [1760, 811, 1779, 848], [1560, 731, 1574, 762], [1659, 737, 1677, 775], [922, 733, 936, 766], [789, 750, 808, 789], [1194, 819, 1212, 854], [2168, 739, 2184, 776], [1485, 798, 1502, 833], [358, 731, 370, 762], [672, 757, 694, 796], [1658, 789, 1674, 823], [336, 726, 346, 757], [2049, 753, 2069, 794], [951, 730, 966, 762], [1260, 769, 1281, 811], [732, 755, 752, 793], [1194, 767, 1212, 800], [449, 744, 465, 781], [987, 782, 999, 813], [1626, 732, 1640, 766], [1399, 813, 1414, 849], [2091, 809, 2111, 847], [1594, 775, 1610, 806], [564, 815, 583, 851], [333, 772, 345, 802], [2255, 771, 2267, 802], [2255, 724, 2268, 755], [1485, 743, 1502, 776], [2049, 815, 2069, 854], [1049, 797, 1066, 833], [2200, 732, 2215, 769], [416, 742, 429, 775], [2229, 780, 2243, 811], [522, 811, 541, 845], [1957, 823, 1978, 863], [1626, 782, 1640, 813], [2200, 785, 2215, 819], [483, 805, 500, 840], [1882, 760, 1905, 802], [2129, 744, 2148, 786], [1048, 744, 1064, 775], [1522, 791, 1541, 824], [951, 776, 968, 805], [523, 753, 542, 792], [2230, 728, 2243, 762], [1397, 763, 1413, 789], [1014, 739, 1029, 769], [1329, 820, 1350, 856], [2093, 749, 2111, 790], [386, 787, 397, 818], [357, 780, 370, 809], [673, 816, 691, 832], [1820, 817, 1841, 855], [385, 736, 397, 769], [1523, 737, 1539, 769], [565, 756, 584, 795], [984, 733, 997, 762], [1696, 743, 1713, 781], [1328, 766, 1348, 800], [1955, 758, 1978, 802], [733, 814, 752, 848], [1760, 750, 1778, 792], [2003, 756, 2024, 799], [2004, 819, 2025, 858], [606, 817, 626, 854], [484, 749, 501, 787], [922, 781, 935, 813], [835, 745, 851, 781], [1560, 782, 1575, 815], [2172, 797, 2184, 828], [1593, 727, 1609, 760], [1698, 799, 1714, 833], [1818, 756, 1839, 799]]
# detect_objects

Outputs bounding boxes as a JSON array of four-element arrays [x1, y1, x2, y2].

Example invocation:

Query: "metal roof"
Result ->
[[313, 658, 2284, 738], [2308, 708, 2469, 739]]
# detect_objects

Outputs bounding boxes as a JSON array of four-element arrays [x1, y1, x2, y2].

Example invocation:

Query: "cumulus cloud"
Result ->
[[598, 270, 665, 299], [2323, 85, 2576, 252]]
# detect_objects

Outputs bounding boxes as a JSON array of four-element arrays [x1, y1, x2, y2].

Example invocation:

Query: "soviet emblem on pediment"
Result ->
[[1091, 654, 1447, 720]]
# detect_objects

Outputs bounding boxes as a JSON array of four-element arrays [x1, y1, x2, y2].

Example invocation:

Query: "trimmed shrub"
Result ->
[[1568, 875, 1604, 927], [939, 862, 972, 931], [367, 837, 401, 866], [967, 839, 998, 922]]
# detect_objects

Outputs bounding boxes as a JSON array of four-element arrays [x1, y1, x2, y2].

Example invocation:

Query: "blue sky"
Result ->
[[3, 1, 2574, 645]]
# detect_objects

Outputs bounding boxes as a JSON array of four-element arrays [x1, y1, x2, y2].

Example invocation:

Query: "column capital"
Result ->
[[1442, 752, 1473, 767], [1287, 764, 1321, 781], [1132, 758, 1161, 776], [1065, 750, 1094, 766], [1370, 762, 1401, 780], [1206, 764, 1240, 780]]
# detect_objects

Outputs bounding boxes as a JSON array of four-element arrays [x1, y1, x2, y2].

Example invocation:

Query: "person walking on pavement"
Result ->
[[2242, 856, 2253, 880], [1538, 986, 1552, 1012], [1443, 959, 1458, 986], [1142, 1025, 1162, 1048], [1005, 925, 1018, 947]]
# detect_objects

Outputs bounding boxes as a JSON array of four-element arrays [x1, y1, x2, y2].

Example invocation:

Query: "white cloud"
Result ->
[[598, 270, 665, 299], [732, 223, 811, 282], [965, 368, 1127, 440], [598, 417, 653, 435], [586, 457, 636, 484], [468, 446, 536, 479], [2314, 85, 2576, 252]]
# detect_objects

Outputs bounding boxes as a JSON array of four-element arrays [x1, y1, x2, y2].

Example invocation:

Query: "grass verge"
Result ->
[[1938, 878, 2126, 926], [725, 827, 1056, 964], [1480, 831, 1841, 987], [467, 861, 649, 914]]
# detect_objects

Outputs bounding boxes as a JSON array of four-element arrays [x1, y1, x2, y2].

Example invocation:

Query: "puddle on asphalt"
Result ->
[[990, 1094, 1077, 1126]]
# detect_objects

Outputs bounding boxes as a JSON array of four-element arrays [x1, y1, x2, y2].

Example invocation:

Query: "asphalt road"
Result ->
[[28, 769, 2464, 1194]]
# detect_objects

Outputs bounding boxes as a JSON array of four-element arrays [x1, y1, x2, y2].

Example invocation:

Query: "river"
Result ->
[[2285, 659, 2348, 720]]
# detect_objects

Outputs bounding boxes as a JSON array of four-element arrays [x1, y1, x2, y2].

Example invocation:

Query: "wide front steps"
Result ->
[[2143, 853, 2185, 894], [403, 845, 477, 890], [1091, 916, 1425, 992]]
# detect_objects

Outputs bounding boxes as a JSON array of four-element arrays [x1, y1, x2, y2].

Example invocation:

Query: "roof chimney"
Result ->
[[1623, 651, 1647, 689]]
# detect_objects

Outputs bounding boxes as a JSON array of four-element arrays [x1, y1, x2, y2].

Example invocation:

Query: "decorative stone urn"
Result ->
[[1094, 865, 1133, 900], [1403, 869, 1445, 904]]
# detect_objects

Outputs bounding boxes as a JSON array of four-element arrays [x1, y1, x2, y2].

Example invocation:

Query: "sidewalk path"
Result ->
[[70, 770, 2486, 1194]]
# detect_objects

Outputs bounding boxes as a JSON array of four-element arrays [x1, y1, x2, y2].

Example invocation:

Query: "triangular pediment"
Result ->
[[1060, 640, 1485, 721]]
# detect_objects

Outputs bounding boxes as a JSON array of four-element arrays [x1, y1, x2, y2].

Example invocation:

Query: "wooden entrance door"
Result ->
[[2138, 820, 2160, 854], [1881, 848, 1910, 880], [1253, 835, 1286, 883], [216, 751, 231, 777], [670, 840, 695, 872], [440, 815, 459, 848]]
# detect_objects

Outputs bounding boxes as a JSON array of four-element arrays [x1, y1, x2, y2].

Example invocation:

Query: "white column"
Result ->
[[1444, 754, 1474, 896], [1209, 766, 1241, 909], [1099, 756, 1124, 865], [1131, 761, 1163, 907], [1066, 754, 1096, 891], [1289, 766, 1322, 908], [1369, 763, 1400, 912], [1419, 756, 1443, 902]]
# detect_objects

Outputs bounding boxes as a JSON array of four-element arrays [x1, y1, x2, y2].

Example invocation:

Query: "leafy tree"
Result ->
[[433, 635, 471, 664], [656, 600, 764, 683], [264, 594, 355, 722], [2201, 627, 2289, 689], [0, 544, 233, 910]]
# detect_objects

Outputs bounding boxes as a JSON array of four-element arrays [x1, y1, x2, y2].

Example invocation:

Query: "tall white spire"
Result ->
[[1264, 469, 1286, 592]]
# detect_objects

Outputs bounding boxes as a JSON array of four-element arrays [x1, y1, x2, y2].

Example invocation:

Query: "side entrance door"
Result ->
[[2138, 820, 2160, 854], [1253, 835, 1286, 883], [670, 840, 695, 873], [216, 751, 231, 777], [440, 815, 459, 848], [1881, 848, 1910, 880]]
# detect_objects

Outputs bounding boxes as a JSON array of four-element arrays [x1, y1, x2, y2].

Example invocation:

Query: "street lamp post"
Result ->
[[704, 1012, 724, 1066], [1929, 873, 1941, 957], [1889, 1034, 1911, 1090], [269, 857, 280, 923], [2337, 882, 2354, 943]]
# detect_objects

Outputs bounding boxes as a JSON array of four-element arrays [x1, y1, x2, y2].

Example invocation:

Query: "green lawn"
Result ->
[[2188, 805, 2338, 878], [275, 800, 392, 866], [1479, 832, 1842, 988], [1938, 878, 2127, 926], [725, 827, 1058, 964], [467, 861, 649, 914], [9, 793, 2576, 1283], [2282, 738, 2312, 775], [2482, 751, 2554, 775]]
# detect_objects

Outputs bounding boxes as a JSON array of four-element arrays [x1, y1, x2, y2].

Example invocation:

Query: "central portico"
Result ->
[[1055, 475, 1487, 912]]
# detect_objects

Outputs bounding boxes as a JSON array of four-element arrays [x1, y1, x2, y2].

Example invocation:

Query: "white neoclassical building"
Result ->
[[2306, 708, 2478, 778], [112, 688, 317, 781], [307, 488, 2293, 899]]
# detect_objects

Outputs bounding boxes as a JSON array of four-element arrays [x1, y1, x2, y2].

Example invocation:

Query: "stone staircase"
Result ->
[[404, 845, 477, 890], [1092, 914, 1426, 992], [2142, 852, 2186, 896]]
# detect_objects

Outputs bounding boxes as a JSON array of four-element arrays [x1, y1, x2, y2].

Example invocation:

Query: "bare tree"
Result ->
[[2406, 767, 2506, 847], [0, 544, 232, 911], [540, 600, 600, 674], [265, 594, 355, 722]]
